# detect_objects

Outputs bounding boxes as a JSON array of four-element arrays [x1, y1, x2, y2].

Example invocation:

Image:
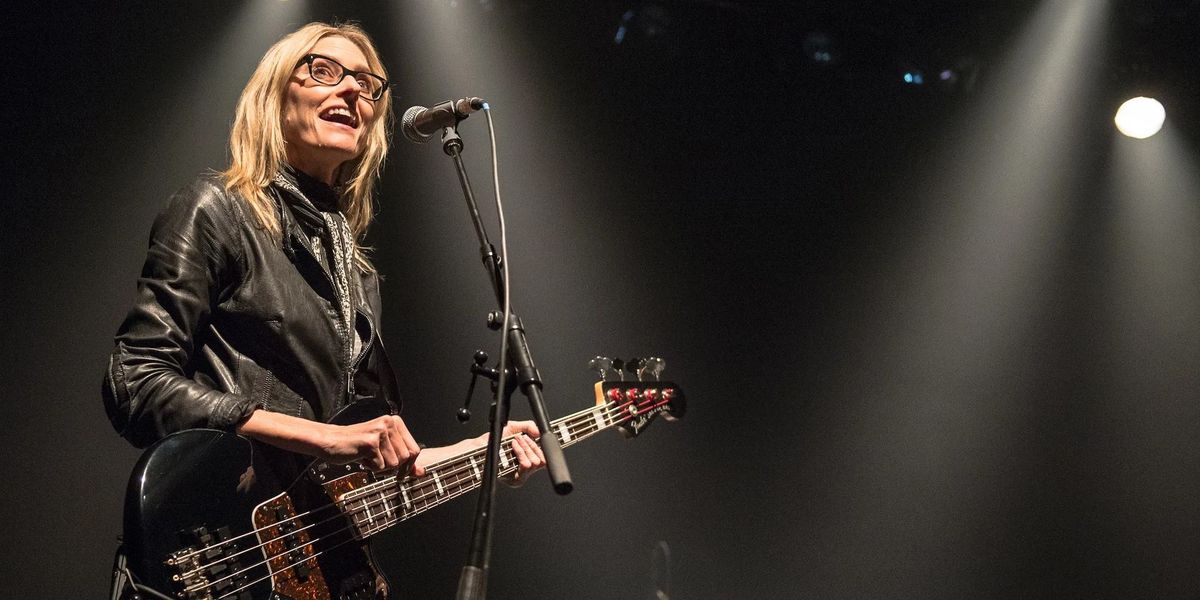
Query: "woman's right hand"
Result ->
[[237, 410, 424, 476], [319, 414, 424, 475]]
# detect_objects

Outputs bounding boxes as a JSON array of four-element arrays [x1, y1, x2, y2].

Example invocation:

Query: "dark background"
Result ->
[[4, 1, 1199, 598]]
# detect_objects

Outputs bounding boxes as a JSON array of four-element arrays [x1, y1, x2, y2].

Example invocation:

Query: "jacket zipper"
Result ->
[[274, 179, 365, 411], [291, 230, 361, 407], [345, 306, 376, 402]]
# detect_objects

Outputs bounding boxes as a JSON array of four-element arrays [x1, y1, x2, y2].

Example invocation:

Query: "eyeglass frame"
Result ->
[[294, 53, 389, 101]]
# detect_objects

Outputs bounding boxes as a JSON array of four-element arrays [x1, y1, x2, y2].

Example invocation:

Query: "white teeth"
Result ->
[[321, 107, 356, 126]]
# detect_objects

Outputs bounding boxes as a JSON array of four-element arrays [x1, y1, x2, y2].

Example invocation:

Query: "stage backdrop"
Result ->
[[3, 2, 1199, 598]]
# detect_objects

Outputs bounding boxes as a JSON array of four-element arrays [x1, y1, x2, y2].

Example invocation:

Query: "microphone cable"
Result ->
[[482, 103, 513, 446]]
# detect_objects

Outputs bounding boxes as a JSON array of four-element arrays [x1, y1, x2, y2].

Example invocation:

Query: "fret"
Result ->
[[381, 491, 395, 521], [432, 471, 444, 496], [558, 422, 571, 444], [373, 496, 388, 535], [360, 501, 374, 535], [592, 406, 606, 431], [469, 455, 481, 480], [360, 498, 374, 527], [413, 481, 432, 509], [568, 416, 588, 442], [562, 428, 574, 446], [408, 483, 423, 510], [446, 469, 464, 493], [575, 413, 594, 433]]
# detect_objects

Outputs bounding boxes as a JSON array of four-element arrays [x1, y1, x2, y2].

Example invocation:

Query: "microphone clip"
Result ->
[[459, 349, 502, 423], [442, 125, 463, 156]]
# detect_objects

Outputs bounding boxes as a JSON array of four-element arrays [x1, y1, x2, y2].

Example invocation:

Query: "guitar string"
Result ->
[[176, 399, 656, 592], [343, 396, 646, 502], [190, 396, 675, 598], [177, 428, 551, 582], [213, 526, 360, 600], [175, 429, 539, 577], [175, 401, 625, 577], [180, 403, 630, 589], [323, 401, 638, 517], [214, 447, 566, 600], [338, 405, 623, 537], [212, 459, 530, 600], [189, 443, 537, 596], [169, 399, 625, 566], [196, 401, 657, 599]]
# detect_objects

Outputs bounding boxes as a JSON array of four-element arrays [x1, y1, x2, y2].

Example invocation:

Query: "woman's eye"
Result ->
[[313, 65, 336, 80]]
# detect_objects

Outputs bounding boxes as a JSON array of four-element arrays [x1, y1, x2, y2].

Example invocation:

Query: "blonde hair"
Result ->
[[222, 22, 392, 272]]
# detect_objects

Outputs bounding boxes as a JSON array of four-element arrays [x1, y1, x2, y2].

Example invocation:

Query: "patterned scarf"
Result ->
[[272, 172, 360, 376]]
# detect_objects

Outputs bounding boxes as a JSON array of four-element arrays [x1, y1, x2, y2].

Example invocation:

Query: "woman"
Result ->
[[104, 22, 542, 597]]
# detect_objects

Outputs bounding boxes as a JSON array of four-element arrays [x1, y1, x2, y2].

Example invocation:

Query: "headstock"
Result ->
[[591, 356, 686, 438]]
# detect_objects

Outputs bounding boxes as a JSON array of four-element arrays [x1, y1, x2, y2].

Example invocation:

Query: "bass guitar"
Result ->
[[116, 371, 685, 600]]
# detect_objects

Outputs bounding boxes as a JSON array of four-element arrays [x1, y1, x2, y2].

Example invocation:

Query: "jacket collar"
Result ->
[[273, 164, 342, 231]]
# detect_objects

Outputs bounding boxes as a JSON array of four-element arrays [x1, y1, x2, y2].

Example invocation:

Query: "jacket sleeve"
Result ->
[[102, 177, 260, 448]]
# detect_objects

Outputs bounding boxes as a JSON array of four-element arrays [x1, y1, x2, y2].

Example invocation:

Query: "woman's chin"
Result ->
[[314, 143, 360, 164]]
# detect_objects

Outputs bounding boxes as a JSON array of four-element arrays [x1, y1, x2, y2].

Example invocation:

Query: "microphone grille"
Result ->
[[401, 105, 432, 144]]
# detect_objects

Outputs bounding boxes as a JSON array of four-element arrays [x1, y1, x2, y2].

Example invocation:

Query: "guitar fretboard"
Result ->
[[337, 400, 623, 539]]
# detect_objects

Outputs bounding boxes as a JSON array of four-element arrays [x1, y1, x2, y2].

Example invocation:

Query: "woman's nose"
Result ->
[[333, 74, 361, 99]]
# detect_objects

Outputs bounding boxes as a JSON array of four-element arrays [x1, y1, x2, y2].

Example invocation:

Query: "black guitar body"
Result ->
[[121, 399, 393, 600]]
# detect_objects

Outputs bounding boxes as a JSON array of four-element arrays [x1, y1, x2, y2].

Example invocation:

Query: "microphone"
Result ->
[[401, 97, 485, 143]]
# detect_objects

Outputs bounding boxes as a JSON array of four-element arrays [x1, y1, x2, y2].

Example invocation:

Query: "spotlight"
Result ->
[[1114, 96, 1165, 139], [613, 4, 668, 46], [898, 60, 927, 86], [939, 56, 980, 94], [801, 32, 837, 65], [614, 9, 634, 44]]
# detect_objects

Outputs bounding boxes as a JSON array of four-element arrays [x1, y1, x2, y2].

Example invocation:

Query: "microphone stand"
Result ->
[[440, 124, 573, 600]]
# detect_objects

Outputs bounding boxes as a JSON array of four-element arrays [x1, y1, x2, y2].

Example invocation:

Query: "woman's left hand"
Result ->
[[485, 420, 545, 487], [416, 420, 546, 486]]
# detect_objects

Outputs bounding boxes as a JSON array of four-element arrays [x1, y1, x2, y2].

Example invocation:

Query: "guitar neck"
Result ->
[[338, 399, 622, 539]]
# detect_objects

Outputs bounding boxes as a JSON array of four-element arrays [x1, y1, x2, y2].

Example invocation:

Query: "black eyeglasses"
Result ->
[[296, 54, 388, 101]]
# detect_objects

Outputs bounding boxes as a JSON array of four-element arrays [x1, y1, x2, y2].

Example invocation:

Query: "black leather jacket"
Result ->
[[103, 171, 400, 448]]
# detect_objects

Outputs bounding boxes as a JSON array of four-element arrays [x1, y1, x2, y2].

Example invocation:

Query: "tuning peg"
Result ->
[[588, 356, 615, 381], [640, 357, 666, 381], [624, 358, 644, 380], [611, 358, 626, 381]]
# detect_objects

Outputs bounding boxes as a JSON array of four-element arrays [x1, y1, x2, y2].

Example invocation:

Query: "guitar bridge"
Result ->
[[165, 525, 253, 599]]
